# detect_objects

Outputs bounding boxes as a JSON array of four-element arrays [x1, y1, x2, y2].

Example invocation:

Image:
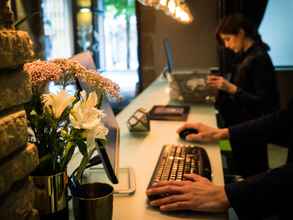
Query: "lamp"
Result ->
[[137, 0, 160, 7], [75, 0, 93, 51], [137, 0, 193, 24]]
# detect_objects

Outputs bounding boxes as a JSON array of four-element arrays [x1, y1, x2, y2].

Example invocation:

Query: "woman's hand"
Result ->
[[146, 174, 230, 212], [177, 122, 229, 143], [207, 75, 237, 94]]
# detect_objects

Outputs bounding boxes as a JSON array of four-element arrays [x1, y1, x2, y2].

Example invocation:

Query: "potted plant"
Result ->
[[24, 59, 120, 219]]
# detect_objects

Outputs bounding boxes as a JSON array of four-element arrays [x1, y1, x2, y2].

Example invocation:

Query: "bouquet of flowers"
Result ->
[[24, 59, 120, 182]]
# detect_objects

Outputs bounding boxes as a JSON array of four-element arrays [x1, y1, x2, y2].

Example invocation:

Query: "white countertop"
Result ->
[[112, 76, 226, 220]]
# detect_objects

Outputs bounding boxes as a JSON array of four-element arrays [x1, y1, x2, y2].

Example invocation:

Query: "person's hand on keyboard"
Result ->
[[177, 122, 229, 142], [146, 173, 229, 212]]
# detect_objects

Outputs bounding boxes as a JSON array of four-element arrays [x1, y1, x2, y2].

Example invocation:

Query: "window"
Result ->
[[103, 0, 139, 71], [42, 0, 74, 59], [259, 1, 293, 67]]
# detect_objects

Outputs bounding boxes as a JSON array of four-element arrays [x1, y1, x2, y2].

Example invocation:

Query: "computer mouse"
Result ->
[[179, 128, 199, 139]]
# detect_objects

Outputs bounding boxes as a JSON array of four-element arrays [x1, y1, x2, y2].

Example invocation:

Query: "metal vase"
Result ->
[[32, 171, 68, 218], [72, 182, 114, 220]]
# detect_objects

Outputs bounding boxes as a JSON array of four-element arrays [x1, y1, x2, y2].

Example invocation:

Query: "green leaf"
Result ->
[[14, 12, 41, 29], [96, 139, 107, 147], [60, 142, 76, 170], [105, 0, 135, 17], [74, 147, 96, 183], [13, 15, 29, 28], [77, 139, 88, 156]]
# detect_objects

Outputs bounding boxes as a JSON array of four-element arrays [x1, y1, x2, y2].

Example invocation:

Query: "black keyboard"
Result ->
[[147, 144, 212, 201]]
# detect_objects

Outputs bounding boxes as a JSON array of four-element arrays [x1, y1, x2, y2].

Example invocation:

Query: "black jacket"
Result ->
[[216, 44, 280, 126], [225, 101, 293, 219]]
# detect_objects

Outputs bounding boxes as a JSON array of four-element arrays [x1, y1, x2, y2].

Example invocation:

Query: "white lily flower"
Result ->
[[70, 90, 105, 130], [42, 89, 75, 119], [70, 103, 104, 130], [70, 90, 108, 152], [70, 91, 104, 130], [80, 90, 87, 101], [80, 90, 97, 109], [83, 124, 109, 152]]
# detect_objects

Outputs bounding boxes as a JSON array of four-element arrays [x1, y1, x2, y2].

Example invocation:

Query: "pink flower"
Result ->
[[24, 60, 63, 86], [24, 58, 120, 99]]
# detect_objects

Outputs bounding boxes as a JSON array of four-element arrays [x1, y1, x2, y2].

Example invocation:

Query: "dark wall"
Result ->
[[276, 69, 293, 109], [14, 0, 44, 58], [137, 0, 219, 88]]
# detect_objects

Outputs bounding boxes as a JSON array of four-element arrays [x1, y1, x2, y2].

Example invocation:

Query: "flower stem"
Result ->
[[75, 147, 96, 184], [60, 141, 74, 170]]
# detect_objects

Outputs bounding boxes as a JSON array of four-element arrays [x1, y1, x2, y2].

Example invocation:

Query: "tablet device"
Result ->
[[148, 105, 190, 121]]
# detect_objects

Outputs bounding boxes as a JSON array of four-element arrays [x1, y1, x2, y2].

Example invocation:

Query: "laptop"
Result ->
[[163, 39, 215, 103]]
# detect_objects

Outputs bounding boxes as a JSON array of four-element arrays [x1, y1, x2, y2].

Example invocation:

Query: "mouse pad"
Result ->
[[148, 105, 190, 121]]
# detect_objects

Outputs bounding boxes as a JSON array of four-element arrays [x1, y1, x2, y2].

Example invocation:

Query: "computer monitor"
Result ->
[[162, 38, 200, 75], [163, 38, 174, 74], [99, 99, 119, 184], [161, 38, 216, 103]]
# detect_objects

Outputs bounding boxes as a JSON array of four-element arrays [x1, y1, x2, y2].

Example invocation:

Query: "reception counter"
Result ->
[[68, 75, 226, 220], [113, 76, 226, 220]]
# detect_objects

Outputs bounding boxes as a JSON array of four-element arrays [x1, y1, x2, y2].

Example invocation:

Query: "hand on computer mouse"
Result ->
[[179, 128, 199, 140], [177, 122, 229, 142]]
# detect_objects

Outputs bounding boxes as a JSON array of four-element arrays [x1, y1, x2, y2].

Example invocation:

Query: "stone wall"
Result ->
[[0, 1, 39, 219]]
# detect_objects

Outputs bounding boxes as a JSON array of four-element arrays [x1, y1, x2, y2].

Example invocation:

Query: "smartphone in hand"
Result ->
[[209, 67, 221, 76]]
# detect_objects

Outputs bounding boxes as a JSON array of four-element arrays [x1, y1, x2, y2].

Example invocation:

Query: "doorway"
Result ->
[[42, 0, 140, 113]]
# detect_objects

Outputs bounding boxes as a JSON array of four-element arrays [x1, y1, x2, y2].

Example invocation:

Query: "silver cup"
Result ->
[[72, 182, 114, 220], [32, 171, 68, 215]]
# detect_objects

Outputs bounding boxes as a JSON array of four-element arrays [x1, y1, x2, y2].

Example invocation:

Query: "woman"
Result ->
[[207, 14, 280, 177]]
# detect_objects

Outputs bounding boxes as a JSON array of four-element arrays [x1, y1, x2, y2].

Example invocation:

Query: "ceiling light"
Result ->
[[137, 0, 193, 24], [174, 0, 193, 23], [167, 0, 176, 15], [137, 0, 160, 7]]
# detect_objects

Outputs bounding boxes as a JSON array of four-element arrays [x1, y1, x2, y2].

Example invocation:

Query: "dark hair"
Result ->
[[216, 13, 269, 51]]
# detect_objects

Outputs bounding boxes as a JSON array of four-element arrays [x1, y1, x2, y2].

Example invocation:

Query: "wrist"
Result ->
[[227, 84, 237, 94], [217, 128, 229, 139], [215, 186, 230, 212]]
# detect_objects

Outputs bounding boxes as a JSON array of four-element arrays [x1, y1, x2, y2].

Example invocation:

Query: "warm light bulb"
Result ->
[[174, 5, 182, 17], [80, 8, 91, 13], [137, 0, 193, 24], [77, 9, 92, 27], [159, 0, 168, 7], [167, 0, 176, 15], [137, 0, 159, 6], [137, 0, 147, 5], [150, 0, 160, 6], [155, 0, 168, 11], [173, 1, 193, 23], [175, 6, 189, 22]]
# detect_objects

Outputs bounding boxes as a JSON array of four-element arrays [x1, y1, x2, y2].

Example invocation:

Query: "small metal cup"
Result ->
[[32, 171, 68, 215], [72, 182, 114, 220]]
